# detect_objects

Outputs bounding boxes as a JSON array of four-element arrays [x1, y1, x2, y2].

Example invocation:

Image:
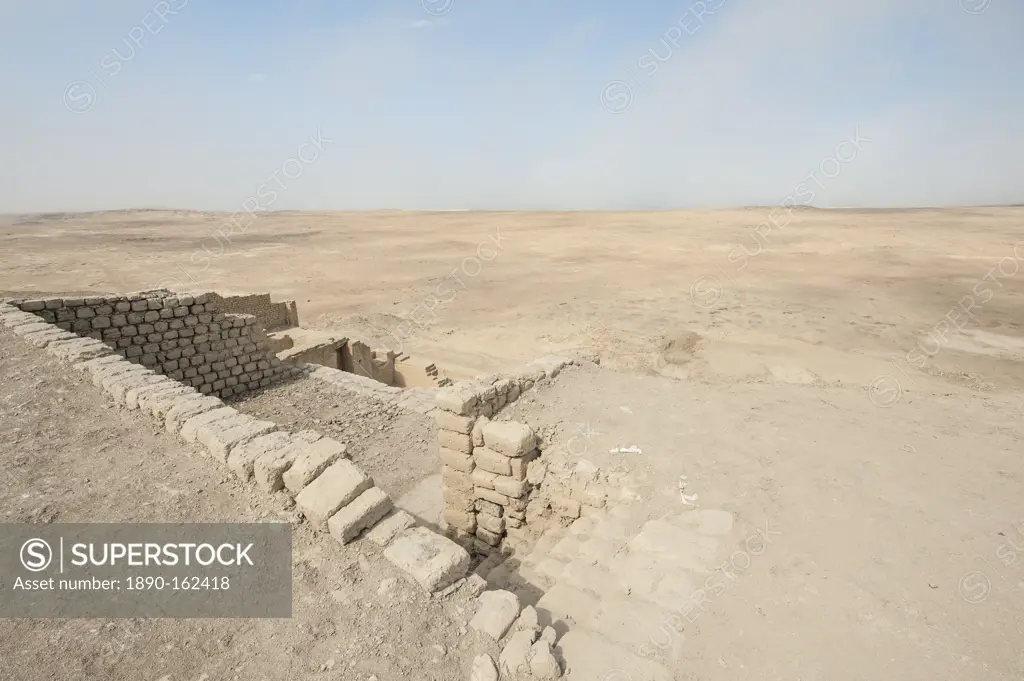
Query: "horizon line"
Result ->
[[4, 203, 1024, 219]]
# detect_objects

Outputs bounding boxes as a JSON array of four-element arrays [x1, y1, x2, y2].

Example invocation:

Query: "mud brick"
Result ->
[[475, 527, 503, 547], [472, 469, 497, 490], [443, 488, 476, 514], [472, 416, 489, 446], [295, 460, 373, 526], [328, 488, 392, 545], [178, 407, 237, 440], [436, 388, 478, 416], [434, 411, 474, 434], [477, 513, 505, 535], [482, 422, 536, 458], [124, 381, 185, 410], [493, 476, 530, 499], [197, 416, 277, 463], [474, 447, 512, 476], [509, 450, 536, 481], [439, 429, 473, 454], [366, 510, 416, 547], [383, 527, 470, 592], [282, 438, 349, 494], [440, 446, 475, 473], [254, 442, 301, 492], [443, 467, 474, 495], [444, 509, 477, 532], [476, 487, 510, 507], [475, 499, 503, 517]]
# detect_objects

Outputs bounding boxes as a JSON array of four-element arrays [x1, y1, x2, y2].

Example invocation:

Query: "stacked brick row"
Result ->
[[436, 402, 480, 545], [473, 420, 538, 547], [436, 385, 540, 554], [435, 355, 575, 421], [9, 289, 294, 399], [469, 592, 565, 679], [433, 357, 579, 555], [205, 292, 298, 331], [0, 300, 472, 593]]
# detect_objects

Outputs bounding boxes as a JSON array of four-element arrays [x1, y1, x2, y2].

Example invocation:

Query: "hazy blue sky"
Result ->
[[1, 0, 1021, 211]]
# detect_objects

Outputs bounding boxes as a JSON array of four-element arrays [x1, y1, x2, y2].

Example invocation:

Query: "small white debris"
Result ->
[[610, 446, 642, 455]]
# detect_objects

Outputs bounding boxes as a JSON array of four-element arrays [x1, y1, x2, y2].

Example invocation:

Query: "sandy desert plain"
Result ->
[[1, 206, 1023, 681]]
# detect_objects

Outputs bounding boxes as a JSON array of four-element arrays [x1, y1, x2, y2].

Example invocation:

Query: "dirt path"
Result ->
[[0, 329, 488, 681]]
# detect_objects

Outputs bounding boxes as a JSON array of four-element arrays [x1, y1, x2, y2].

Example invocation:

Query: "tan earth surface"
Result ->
[[1, 208, 1023, 680], [3, 207, 1023, 395]]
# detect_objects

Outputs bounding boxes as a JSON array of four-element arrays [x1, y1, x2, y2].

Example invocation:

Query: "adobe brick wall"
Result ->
[[206, 293, 298, 331], [0, 300, 473, 593], [9, 289, 295, 400], [433, 356, 578, 555], [281, 337, 348, 369]]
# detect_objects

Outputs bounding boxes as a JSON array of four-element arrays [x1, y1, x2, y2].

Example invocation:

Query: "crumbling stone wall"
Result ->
[[437, 410, 537, 555], [434, 356, 577, 554], [0, 300, 473, 594], [205, 293, 298, 331], [282, 337, 348, 369], [10, 289, 293, 399], [285, 338, 397, 386], [520, 445, 610, 528]]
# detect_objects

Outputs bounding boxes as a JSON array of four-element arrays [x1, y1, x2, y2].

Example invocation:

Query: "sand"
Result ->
[[3, 207, 1023, 399], [2, 207, 1023, 680]]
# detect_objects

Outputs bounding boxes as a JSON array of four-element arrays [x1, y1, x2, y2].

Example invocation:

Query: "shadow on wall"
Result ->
[[274, 331, 464, 391], [206, 293, 298, 332], [7, 289, 294, 399], [215, 291, 468, 390]]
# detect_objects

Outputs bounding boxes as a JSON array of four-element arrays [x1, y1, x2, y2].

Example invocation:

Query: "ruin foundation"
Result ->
[[9, 289, 296, 400]]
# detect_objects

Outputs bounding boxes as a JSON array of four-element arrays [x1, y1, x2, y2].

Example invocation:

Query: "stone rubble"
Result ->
[[469, 589, 520, 641]]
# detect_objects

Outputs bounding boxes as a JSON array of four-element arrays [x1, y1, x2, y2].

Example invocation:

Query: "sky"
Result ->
[[0, 0, 1021, 211]]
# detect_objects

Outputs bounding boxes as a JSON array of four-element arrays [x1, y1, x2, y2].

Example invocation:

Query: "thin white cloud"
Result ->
[[408, 17, 448, 29]]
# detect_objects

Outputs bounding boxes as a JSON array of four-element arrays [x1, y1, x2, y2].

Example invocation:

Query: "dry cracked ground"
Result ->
[[1, 208, 1024, 680]]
